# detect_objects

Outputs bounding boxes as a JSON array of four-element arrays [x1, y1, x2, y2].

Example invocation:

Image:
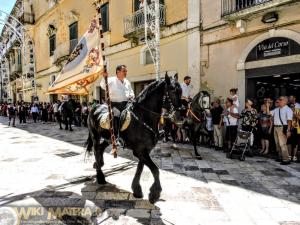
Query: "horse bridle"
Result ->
[[128, 81, 179, 140], [162, 83, 178, 121]]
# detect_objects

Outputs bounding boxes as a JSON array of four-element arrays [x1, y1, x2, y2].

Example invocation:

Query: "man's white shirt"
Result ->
[[53, 103, 58, 113], [100, 76, 135, 102], [180, 83, 192, 99], [224, 107, 239, 126], [271, 105, 293, 125]]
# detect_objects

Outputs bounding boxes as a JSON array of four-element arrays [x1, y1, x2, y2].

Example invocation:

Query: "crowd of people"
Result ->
[[0, 74, 299, 166], [172, 76, 300, 165], [0, 100, 91, 128]]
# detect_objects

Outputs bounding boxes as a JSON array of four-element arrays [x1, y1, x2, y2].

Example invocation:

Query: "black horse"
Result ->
[[184, 91, 211, 159], [58, 100, 75, 131], [86, 74, 182, 204]]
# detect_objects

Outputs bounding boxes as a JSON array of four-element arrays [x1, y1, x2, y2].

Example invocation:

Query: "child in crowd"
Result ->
[[229, 88, 240, 109]]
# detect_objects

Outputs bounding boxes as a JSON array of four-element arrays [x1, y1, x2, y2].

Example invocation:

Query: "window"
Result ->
[[140, 46, 156, 65], [145, 48, 155, 65], [49, 34, 56, 56], [100, 3, 109, 32], [69, 22, 78, 53]]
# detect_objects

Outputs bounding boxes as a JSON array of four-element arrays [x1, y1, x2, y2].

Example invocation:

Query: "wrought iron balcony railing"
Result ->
[[124, 3, 166, 38], [222, 0, 273, 16]]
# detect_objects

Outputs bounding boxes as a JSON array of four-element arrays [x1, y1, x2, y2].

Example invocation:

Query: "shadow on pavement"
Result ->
[[0, 162, 166, 225], [1, 117, 300, 215]]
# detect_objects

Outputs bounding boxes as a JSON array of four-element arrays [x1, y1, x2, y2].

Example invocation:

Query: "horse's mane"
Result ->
[[191, 92, 201, 107], [135, 80, 165, 104]]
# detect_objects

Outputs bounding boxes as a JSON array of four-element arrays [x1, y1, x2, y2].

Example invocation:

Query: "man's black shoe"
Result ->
[[280, 161, 291, 165]]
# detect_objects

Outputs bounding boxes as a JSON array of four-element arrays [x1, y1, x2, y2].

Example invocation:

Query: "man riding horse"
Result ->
[[87, 70, 182, 204], [100, 65, 134, 146]]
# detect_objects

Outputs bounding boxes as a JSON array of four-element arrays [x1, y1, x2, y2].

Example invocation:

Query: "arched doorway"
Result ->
[[237, 29, 300, 108]]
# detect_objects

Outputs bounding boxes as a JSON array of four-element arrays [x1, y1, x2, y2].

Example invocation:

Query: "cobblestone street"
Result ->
[[1, 117, 300, 225]]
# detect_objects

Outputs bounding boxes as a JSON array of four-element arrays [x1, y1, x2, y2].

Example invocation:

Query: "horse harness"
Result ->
[[126, 85, 178, 141], [186, 107, 202, 123]]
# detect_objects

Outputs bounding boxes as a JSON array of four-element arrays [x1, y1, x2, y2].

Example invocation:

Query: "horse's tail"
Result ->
[[85, 133, 93, 154]]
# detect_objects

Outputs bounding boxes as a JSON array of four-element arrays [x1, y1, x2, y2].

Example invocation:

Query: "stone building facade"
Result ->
[[1, 0, 201, 103], [200, 0, 300, 108]]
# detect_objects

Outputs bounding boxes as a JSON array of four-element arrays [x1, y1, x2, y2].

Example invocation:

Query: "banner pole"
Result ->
[[94, 0, 118, 158]]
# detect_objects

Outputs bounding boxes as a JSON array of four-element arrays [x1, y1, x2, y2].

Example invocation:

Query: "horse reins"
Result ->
[[186, 107, 202, 123], [128, 83, 177, 141]]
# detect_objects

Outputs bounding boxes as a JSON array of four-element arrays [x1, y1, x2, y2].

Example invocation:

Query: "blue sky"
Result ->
[[0, 0, 17, 33]]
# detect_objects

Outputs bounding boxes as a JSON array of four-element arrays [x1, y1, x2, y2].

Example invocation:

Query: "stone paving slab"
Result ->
[[0, 117, 300, 225]]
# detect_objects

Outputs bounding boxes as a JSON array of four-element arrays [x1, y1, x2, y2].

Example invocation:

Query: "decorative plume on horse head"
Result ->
[[86, 71, 182, 203]]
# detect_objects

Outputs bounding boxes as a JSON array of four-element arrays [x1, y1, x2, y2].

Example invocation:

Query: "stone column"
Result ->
[[188, 0, 201, 96]]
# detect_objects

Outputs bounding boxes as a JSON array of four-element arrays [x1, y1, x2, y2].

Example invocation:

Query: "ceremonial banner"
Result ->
[[48, 17, 103, 95]]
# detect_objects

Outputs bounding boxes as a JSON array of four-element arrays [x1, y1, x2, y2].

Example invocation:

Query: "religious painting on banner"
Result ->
[[48, 17, 104, 95]]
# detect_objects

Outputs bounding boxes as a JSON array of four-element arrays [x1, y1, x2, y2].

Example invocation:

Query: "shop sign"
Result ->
[[246, 37, 300, 62], [257, 38, 290, 59]]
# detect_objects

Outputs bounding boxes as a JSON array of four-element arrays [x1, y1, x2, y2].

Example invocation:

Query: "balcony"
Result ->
[[222, 0, 293, 19], [11, 64, 22, 74], [5, 34, 19, 53], [123, 3, 166, 39], [19, 13, 35, 25]]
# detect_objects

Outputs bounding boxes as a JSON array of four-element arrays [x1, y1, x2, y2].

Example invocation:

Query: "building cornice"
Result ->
[[34, 0, 67, 26], [201, 19, 300, 46]]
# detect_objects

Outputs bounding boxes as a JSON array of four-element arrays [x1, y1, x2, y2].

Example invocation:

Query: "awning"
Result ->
[[48, 17, 103, 95]]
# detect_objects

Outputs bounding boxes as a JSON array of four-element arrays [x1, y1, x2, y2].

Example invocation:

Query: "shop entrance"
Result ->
[[244, 36, 300, 106], [246, 73, 300, 106]]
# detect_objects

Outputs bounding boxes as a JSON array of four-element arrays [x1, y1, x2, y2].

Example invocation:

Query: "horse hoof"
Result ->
[[148, 191, 160, 204], [132, 185, 143, 199], [133, 192, 144, 199], [70, 129, 73, 132], [97, 178, 107, 185]]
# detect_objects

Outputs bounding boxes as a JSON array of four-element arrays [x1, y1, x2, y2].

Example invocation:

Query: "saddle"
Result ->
[[97, 104, 132, 132]]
